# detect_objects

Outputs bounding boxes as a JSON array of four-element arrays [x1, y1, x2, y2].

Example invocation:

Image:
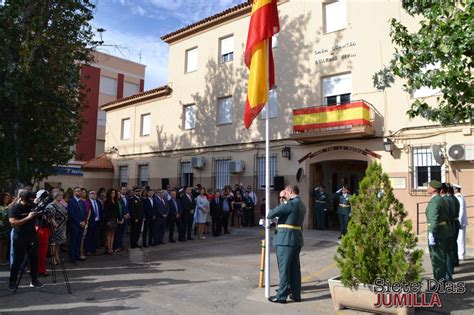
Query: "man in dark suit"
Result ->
[[143, 189, 158, 247], [181, 187, 196, 241], [168, 190, 185, 242], [210, 191, 224, 237], [155, 189, 169, 245], [68, 187, 87, 263], [115, 186, 130, 251], [267, 185, 306, 303], [85, 190, 102, 255], [129, 187, 144, 249]]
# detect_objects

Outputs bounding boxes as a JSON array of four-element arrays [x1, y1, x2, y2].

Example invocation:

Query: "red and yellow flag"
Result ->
[[244, 0, 280, 129]]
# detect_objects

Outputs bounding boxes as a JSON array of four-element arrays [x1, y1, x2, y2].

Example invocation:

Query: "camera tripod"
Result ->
[[13, 244, 72, 294]]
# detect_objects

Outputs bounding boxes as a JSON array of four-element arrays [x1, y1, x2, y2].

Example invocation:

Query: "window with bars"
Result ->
[[180, 161, 193, 188], [137, 165, 149, 188], [118, 166, 128, 187], [256, 155, 277, 191], [412, 147, 444, 189], [215, 158, 231, 190]]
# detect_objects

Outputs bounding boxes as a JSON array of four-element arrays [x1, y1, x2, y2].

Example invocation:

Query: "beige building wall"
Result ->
[[101, 1, 473, 245]]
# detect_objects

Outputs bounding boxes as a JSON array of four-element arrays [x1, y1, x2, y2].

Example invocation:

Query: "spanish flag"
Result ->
[[244, 0, 280, 129]]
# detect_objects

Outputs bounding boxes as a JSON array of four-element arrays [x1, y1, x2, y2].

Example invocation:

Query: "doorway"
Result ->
[[310, 160, 368, 230]]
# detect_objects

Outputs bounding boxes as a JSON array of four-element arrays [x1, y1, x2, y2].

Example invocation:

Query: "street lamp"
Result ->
[[282, 146, 291, 160], [383, 138, 394, 154]]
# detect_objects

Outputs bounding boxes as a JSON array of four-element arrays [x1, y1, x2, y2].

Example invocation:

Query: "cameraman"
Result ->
[[8, 189, 43, 291]]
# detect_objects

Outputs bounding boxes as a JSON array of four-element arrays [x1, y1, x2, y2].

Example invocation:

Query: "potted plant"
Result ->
[[330, 162, 424, 315]]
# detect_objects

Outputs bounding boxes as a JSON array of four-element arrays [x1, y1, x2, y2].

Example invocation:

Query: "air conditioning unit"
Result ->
[[191, 156, 206, 169], [447, 144, 474, 161], [229, 160, 245, 173]]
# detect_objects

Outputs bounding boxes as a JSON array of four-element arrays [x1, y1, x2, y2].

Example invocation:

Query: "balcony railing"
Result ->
[[291, 100, 376, 142]]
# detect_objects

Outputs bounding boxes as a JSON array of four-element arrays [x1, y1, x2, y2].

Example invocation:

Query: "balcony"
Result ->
[[290, 100, 376, 143]]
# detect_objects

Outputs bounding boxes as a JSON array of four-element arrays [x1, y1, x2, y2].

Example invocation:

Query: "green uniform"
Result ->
[[267, 196, 306, 301], [426, 194, 453, 281], [313, 190, 331, 230], [334, 193, 351, 236]]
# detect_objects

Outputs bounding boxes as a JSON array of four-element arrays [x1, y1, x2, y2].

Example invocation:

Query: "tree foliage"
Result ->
[[0, 0, 101, 188], [334, 162, 424, 289], [374, 0, 473, 125]]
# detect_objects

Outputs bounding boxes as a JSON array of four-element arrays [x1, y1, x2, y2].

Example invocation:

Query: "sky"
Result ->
[[92, 0, 245, 90]]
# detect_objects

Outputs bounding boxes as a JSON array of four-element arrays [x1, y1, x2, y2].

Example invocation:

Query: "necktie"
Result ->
[[93, 200, 98, 220]]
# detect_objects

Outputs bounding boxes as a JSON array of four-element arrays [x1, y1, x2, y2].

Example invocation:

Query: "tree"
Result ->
[[334, 162, 424, 288], [373, 0, 473, 125], [0, 0, 101, 189]]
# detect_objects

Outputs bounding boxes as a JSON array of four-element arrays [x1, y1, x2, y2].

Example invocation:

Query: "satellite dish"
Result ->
[[448, 144, 465, 160], [431, 144, 444, 165], [296, 168, 303, 182]]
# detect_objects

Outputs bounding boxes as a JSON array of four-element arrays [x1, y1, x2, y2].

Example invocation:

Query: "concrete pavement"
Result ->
[[0, 228, 472, 314]]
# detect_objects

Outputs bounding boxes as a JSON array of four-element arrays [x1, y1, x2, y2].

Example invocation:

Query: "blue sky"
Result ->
[[93, 0, 245, 90]]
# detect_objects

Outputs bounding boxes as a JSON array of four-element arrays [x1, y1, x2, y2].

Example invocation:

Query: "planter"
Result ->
[[328, 276, 414, 315]]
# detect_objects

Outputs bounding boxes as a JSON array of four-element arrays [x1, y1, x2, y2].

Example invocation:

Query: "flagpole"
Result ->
[[264, 39, 271, 299]]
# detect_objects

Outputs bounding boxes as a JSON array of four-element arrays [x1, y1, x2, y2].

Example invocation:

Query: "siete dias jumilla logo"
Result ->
[[373, 278, 466, 309]]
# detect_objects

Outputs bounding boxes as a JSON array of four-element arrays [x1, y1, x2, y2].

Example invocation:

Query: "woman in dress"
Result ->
[[46, 190, 68, 265], [195, 188, 209, 240], [0, 192, 12, 267], [233, 190, 243, 228], [103, 188, 119, 254]]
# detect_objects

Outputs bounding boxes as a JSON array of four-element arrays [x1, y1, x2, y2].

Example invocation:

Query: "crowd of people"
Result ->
[[1, 183, 260, 291]]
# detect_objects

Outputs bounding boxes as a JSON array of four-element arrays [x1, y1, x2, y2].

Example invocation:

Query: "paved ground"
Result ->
[[0, 228, 472, 314]]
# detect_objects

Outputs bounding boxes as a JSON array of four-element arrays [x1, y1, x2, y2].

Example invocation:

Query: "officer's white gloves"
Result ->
[[336, 188, 343, 194], [428, 232, 436, 245]]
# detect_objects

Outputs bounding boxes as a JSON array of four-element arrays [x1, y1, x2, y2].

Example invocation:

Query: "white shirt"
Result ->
[[455, 193, 468, 227], [148, 197, 154, 207], [248, 191, 257, 206], [91, 199, 99, 221]]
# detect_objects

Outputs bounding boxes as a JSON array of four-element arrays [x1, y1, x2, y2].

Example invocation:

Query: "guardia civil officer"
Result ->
[[440, 183, 457, 275], [446, 184, 460, 267], [313, 185, 331, 230], [267, 185, 306, 303], [129, 187, 144, 249], [426, 180, 453, 281], [334, 186, 351, 239]]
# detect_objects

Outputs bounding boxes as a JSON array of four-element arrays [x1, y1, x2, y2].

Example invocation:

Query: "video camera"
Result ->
[[33, 190, 54, 216]]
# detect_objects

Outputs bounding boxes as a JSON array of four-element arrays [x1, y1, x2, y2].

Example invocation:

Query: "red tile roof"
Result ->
[[82, 154, 114, 171], [101, 85, 172, 111], [160, 2, 252, 43]]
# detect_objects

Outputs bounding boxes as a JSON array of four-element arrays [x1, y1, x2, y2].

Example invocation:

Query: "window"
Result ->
[[121, 118, 130, 140], [97, 109, 106, 127], [137, 165, 149, 187], [118, 166, 128, 187], [412, 147, 445, 189], [184, 105, 196, 130], [220, 36, 234, 63], [323, 73, 351, 106], [259, 88, 278, 119], [100, 76, 117, 96], [256, 155, 277, 191], [413, 63, 442, 98], [124, 82, 140, 97], [180, 161, 193, 187], [324, 0, 347, 33], [140, 114, 151, 136], [215, 158, 231, 190], [185, 47, 198, 73], [217, 97, 233, 125]]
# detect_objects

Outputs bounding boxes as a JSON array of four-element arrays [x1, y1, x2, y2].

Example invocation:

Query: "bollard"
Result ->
[[259, 239, 265, 288]]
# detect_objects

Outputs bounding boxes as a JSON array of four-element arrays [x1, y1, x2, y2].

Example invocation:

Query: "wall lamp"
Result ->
[[383, 138, 394, 154], [282, 146, 291, 160]]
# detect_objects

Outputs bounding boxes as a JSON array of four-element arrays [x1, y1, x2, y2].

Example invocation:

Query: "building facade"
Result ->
[[95, 1, 472, 244], [44, 51, 146, 189]]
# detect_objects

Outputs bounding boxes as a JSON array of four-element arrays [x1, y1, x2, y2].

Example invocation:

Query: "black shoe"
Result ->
[[30, 280, 44, 288], [289, 295, 301, 302], [268, 296, 286, 304], [224, 232, 230, 234], [187, 238, 195, 241], [338, 235, 342, 239], [143, 245, 148, 248], [8, 282, 16, 292], [169, 240, 176, 243], [179, 239, 186, 242], [159, 242, 166, 245]]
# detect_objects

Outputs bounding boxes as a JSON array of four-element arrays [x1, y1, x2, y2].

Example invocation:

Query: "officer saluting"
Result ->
[[334, 186, 351, 239], [129, 187, 144, 249], [426, 180, 453, 281], [267, 185, 306, 304], [313, 185, 331, 230]]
